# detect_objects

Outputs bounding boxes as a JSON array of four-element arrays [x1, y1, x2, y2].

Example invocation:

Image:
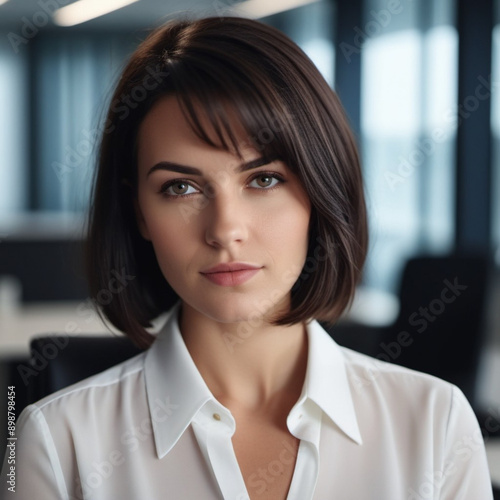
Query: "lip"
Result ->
[[200, 262, 262, 287], [201, 262, 261, 274]]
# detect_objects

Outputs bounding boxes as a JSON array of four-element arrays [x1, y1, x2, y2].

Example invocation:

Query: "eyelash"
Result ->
[[158, 171, 287, 199]]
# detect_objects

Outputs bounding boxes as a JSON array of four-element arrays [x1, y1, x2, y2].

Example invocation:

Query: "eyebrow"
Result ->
[[146, 156, 275, 177]]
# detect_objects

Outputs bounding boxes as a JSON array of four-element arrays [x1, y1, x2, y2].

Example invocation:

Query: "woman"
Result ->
[[3, 16, 492, 500]]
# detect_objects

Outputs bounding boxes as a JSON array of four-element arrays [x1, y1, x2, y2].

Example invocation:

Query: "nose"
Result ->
[[204, 191, 248, 249]]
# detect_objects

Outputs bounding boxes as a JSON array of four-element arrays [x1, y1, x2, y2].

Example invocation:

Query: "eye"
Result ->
[[160, 180, 199, 197], [248, 173, 284, 190]]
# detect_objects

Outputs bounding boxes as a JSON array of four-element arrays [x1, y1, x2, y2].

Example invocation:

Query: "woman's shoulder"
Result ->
[[19, 350, 147, 426], [338, 344, 475, 428], [310, 320, 466, 420], [340, 344, 456, 397]]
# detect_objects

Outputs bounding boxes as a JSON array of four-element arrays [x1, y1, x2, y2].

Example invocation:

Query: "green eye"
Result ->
[[256, 176, 273, 187], [160, 180, 198, 197], [171, 182, 189, 194], [249, 174, 282, 189]]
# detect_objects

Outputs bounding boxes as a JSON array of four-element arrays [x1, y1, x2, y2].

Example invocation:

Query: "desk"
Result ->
[[0, 301, 118, 356]]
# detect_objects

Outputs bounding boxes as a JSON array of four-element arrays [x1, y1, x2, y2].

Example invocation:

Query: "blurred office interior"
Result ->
[[0, 0, 499, 492]]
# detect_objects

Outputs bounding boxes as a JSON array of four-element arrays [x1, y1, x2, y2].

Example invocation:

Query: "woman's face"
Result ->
[[135, 95, 311, 325]]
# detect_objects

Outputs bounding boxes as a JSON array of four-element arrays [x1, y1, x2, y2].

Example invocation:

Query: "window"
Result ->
[[34, 34, 135, 213], [493, 0, 500, 261], [361, 0, 457, 292], [0, 33, 28, 216]]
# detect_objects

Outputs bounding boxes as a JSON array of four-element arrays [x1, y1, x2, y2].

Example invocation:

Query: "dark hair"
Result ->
[[86, 16, 368, 348]]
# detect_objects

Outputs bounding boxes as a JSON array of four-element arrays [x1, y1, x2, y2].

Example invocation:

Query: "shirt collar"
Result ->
[[144, 302, 214, 459], [300, 319, 363, 445], [144, 303, 362, 459]]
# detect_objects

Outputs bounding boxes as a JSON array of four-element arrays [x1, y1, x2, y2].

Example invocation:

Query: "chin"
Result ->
[[186, 294, 281, 326]]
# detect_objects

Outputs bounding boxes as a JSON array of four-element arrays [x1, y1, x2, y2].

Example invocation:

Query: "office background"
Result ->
[[0, 0, 499, 490]]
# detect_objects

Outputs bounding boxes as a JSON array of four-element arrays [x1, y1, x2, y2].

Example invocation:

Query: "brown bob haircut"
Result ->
[[86, 16, 368, 349]]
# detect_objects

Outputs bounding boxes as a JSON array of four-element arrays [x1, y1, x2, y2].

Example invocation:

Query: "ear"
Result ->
[[133, 197, 151, 241]]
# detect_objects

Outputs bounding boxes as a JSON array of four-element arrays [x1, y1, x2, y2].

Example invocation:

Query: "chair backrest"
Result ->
[[382, 253, 490, 405], [27, 335, 143, 404]]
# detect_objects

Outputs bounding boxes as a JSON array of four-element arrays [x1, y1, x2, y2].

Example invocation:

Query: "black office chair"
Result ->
[[26, 335, 143, 405], [327, 253, 491, 407]]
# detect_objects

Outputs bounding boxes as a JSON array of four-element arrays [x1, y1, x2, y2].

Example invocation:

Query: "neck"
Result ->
[[178, 302, 308, 413]]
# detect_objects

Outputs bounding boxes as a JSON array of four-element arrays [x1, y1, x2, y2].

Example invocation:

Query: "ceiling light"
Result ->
[[232, 0, 320, 19], [53, 0, 140, 27]]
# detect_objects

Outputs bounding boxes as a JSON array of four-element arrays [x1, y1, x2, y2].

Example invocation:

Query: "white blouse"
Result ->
[[2, 302, 493, 499]]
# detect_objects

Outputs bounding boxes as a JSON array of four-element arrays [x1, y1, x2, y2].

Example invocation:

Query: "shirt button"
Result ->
[[213, 413, 221, 421]]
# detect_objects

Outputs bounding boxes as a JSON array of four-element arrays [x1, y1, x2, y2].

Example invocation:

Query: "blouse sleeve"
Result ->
[[1, 404, 69, 500], [438, 385, 493, 500]]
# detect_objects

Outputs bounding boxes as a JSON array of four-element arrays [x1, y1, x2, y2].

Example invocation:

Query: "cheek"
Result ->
[[153, 232, 187, 261], [260, 198, 310, 261]]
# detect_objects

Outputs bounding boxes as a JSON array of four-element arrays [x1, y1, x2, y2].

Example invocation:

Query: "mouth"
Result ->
[[200, 262, 261, 274], [200, 262, 262, 287]]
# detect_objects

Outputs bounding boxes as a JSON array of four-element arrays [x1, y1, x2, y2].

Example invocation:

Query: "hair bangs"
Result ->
[[168, 55, 289, 164]]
